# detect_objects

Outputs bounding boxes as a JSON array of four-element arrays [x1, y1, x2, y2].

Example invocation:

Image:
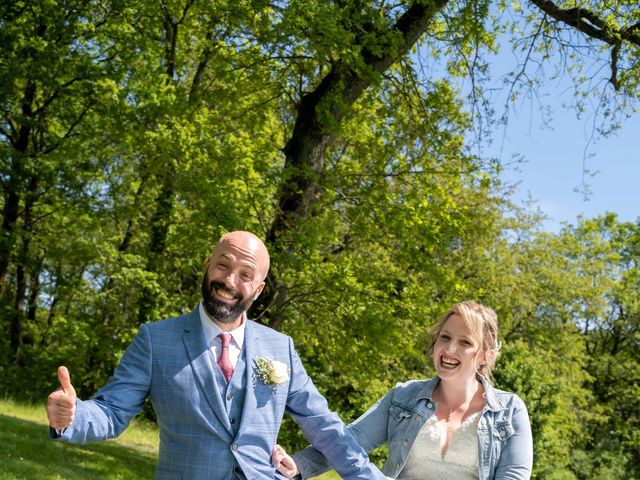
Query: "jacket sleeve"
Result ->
[[494, 395, 533, 479], [54, 324, 152, 443], [284, 337, 386, 480], [291, 381, 397, 479]]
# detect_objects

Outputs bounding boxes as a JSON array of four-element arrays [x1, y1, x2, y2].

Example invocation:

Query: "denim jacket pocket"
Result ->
[[492, 420, 515, 443], [389, 402, 413, 422], [388, 402, 414, 442]]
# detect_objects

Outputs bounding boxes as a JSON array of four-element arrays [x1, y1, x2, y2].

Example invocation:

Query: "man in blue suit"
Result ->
[[46, 231, 385, 479]]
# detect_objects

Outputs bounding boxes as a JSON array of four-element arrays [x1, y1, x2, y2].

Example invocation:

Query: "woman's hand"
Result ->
[[272, 444, 300, 478]]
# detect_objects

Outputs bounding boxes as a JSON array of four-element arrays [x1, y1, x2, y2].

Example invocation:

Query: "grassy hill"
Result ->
[[0, 398, 339, 479], [0, 398, 157, 479]]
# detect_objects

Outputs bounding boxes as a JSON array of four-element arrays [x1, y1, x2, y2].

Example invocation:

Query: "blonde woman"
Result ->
[[273, 301, 533, 479]]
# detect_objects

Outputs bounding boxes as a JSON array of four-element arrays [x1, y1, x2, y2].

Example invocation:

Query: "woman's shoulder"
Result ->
[[389, 377, 437, 399], [485, 384, 528, 411]]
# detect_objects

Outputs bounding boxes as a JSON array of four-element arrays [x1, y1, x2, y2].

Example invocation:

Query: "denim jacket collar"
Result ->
[[417, 375, 506, 412], [480, 376, 508, 412]]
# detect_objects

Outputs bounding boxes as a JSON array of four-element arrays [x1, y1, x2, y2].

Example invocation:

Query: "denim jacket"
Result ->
[[293, 376, 532, 479]]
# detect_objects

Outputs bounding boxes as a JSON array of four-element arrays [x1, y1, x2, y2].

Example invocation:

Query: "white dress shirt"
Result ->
[[198, 302, 245, 368]]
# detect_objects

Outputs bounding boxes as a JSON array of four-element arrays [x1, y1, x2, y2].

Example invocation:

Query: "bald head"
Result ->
[[214, 231, 270, 281]]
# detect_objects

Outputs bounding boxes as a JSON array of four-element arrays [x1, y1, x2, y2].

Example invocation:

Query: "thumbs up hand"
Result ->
[[46, 366, 77, 429]]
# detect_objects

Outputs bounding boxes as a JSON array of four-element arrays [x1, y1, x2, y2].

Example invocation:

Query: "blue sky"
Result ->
[[456, 36, 640, 233], [494, 94, 639, 233], [465, 9, 640, 233]]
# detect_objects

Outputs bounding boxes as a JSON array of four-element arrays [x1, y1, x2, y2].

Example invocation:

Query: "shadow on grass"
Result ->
[[0, 414, 157, 480]]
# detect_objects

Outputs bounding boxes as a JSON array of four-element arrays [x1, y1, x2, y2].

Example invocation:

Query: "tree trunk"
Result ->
[[137, 170, 175, 325], [0, 77, 36, 293], [0, 187, 20, 295], [262, 0, 450, 329], [10, 173, 39, 356]]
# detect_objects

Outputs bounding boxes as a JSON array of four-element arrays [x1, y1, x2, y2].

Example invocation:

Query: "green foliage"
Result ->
[[1, 1, 639, 478]]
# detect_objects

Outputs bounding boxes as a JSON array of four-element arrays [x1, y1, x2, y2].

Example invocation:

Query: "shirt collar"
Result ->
[[198, 302, 246, 348]]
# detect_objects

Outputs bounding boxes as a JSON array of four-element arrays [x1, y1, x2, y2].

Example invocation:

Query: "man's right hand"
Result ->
[[46, 366, 77, 430]]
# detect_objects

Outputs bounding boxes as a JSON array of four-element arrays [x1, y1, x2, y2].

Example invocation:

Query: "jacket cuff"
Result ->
[[293, 452, 315, 479]]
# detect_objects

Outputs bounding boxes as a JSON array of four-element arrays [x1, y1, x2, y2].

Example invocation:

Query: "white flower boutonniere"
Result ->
[[255, 357, 289, 386]]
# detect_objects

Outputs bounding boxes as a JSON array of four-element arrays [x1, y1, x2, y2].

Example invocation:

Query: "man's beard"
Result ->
[[201, 275, 254, 324]]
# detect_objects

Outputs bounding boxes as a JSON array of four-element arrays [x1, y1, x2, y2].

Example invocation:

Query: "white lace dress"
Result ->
[[397, 412, 481, 480]]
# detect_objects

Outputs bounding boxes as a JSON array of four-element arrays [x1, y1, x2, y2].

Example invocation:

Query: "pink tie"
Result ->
[[217, 333, 234, 382]]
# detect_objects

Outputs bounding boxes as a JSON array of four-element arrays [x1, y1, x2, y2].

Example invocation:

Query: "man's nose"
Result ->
[[222, 270, 236, 287]]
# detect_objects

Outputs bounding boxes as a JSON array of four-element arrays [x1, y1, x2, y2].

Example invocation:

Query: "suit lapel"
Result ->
[[236, 320, 260, 436], [182, 310, 233, 436]]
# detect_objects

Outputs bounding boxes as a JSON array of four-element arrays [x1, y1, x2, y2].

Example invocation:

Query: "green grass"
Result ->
[[0, 398, 340, 479], [0, 398, 158, 479], [313, 471, 340, 479]]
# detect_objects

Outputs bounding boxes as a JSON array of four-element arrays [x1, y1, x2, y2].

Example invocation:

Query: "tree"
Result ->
[[2, 2, 640, 476], [558, 216, 640, 478], [0, 0, 128, 360]]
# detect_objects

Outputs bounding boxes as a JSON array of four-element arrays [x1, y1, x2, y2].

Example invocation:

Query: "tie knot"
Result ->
[[218, 332, 232, 347]]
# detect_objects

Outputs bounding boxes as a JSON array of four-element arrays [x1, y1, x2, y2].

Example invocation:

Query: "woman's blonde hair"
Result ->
[[428, 301, 501, 381]]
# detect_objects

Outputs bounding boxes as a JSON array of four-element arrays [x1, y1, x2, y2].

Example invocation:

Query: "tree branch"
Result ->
[[530, 0, 640, 91], [529, 0, 640, 46], [610, 40, 621, 91], [261, 1, 450, 328], [269, 0, 450, 242]]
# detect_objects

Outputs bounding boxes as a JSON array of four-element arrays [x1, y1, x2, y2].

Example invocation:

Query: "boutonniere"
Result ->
[[255, 357, 289, 386]]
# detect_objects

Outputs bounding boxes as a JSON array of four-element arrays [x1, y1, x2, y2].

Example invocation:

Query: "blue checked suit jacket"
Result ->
[[54, 308, 384, 480]]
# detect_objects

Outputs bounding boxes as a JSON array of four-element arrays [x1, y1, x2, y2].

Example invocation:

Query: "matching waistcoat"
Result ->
[[213, 347, 248, 478]]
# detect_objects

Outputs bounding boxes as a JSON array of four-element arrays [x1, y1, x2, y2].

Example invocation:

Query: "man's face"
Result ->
[[201, 234, 266, 325]]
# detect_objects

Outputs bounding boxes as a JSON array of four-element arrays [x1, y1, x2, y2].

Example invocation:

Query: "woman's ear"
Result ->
[[483, 349, 496, 368]]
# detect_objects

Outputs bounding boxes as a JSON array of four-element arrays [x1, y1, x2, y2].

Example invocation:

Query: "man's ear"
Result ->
[[254, 282, 265, 300]]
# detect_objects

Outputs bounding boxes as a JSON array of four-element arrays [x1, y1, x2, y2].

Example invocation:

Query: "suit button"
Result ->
[[227, 393, 233, 401], [230, 418, 235, 424], [427, 402, 433, 408], [231, 444, 238, 451]]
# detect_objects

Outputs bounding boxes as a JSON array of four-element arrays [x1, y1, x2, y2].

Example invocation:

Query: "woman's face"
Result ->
[[433, 313, 483, 382]]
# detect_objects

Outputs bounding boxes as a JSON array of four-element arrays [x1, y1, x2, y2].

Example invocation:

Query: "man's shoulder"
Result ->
[[246, 319, 290, 340], [143, 308, 195, 332]]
